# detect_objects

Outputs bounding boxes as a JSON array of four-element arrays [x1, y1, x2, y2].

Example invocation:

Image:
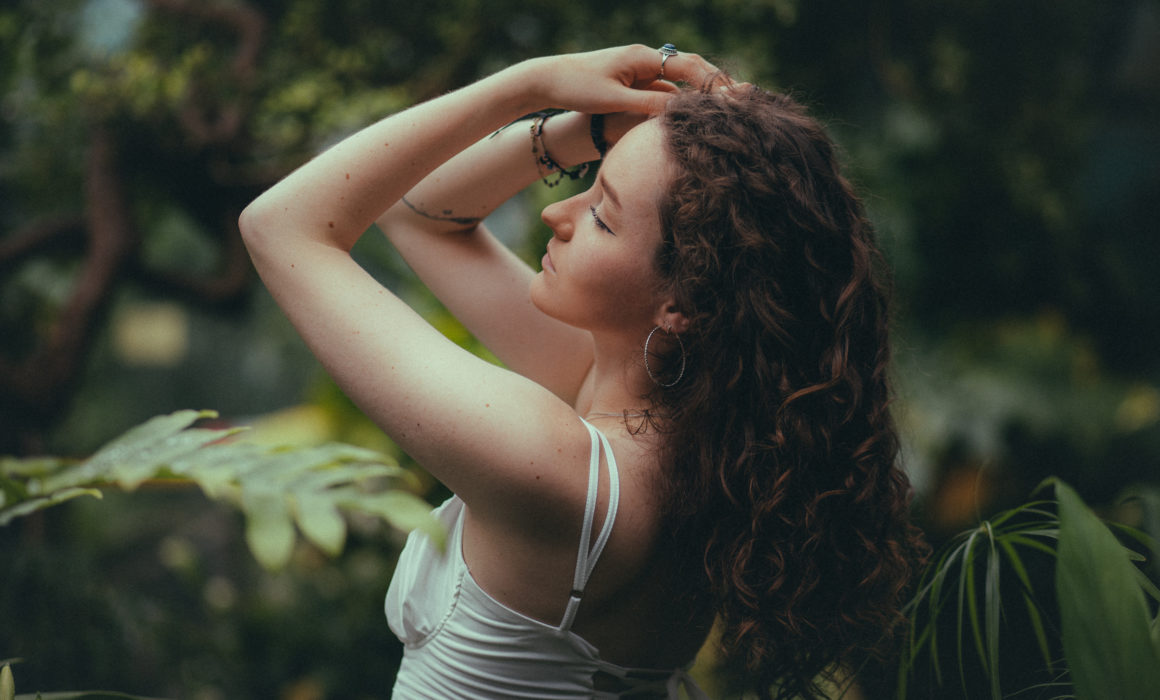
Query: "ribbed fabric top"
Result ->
[[384, 419, 708, 699]]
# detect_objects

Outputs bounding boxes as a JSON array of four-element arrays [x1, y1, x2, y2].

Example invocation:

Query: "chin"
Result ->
[[529, 276, 552, 317], [529, 280, 581, 328]]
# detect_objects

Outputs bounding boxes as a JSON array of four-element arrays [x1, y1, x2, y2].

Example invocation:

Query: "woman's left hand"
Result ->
[[525, 44, 721, 117]]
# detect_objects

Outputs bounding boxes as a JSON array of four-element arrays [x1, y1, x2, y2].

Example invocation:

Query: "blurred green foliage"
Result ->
[[1, 0, 1157, 697], [2, 491, 407, 698], [0, 410, 442, 566], [899, 480, 1160, 700]]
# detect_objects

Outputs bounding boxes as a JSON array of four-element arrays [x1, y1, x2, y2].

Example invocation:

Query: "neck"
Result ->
[[580, 327, 657, 418]]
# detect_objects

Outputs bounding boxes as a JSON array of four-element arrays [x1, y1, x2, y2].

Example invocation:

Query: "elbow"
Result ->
[[238, 197, 274, 252], [238, 203, 256, 244]]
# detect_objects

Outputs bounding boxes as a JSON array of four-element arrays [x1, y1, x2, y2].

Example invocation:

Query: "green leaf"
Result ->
[[998, 537, 1054, 671], [0, 457, 73, 479], [293, 493, 347, 556], [1055, 480, 1160, 700], [2, 664, 14, 700], [242, 489, 296, 570], [983, 524, 1001, 700], [1, 410, 435, 572], [34, 410, 220, 493], [14, 693, 172, 699], [341, 491, 444, 551], [989, 500, 1054, 528], [902, 500, 1067, 698], [284, 462, 402, 492], [955, 530, 981, 690], [112, 428, 240, 490], [926, 541, 962, 686], [1004, 533, 1059, 557], [0, 488, 103, 526], [166, 443, 269, 498]]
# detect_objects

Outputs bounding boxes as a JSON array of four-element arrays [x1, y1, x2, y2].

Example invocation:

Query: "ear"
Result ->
[[654, 299, 690, 334]]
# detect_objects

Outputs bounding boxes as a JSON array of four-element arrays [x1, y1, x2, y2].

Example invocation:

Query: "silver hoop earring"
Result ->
[[644, 325, 686, 388]]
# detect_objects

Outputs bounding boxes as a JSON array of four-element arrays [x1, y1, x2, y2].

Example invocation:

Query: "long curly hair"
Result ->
[[648, 85, 928, 698]]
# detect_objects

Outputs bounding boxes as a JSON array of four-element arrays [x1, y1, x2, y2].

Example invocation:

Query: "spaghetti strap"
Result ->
[[558, 418, 621, 632]]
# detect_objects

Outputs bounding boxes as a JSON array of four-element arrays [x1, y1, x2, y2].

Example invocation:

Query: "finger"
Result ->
[[612, 84, 674, 114], [717, 81, 753, 98], [644, 81, 681, 95], [656, 50, 723, 87]]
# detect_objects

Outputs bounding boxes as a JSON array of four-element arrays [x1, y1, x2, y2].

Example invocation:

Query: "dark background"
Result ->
[[2, 0, 1157, 697]]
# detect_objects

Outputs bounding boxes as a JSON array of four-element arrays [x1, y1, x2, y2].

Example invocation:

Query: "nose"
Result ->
[[541, 194, 581, 240]]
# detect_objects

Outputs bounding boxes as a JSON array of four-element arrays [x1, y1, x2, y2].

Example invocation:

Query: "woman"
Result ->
[[240, 44, 925, 699]]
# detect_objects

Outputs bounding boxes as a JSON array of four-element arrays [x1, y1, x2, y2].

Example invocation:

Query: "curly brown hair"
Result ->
[[647, 85, 928, 698]]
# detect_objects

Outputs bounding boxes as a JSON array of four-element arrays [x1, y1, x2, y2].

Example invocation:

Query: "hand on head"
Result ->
[[534, 44, 722, 118]]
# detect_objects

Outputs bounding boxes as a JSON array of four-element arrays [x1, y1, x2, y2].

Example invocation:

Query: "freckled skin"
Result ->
[[238, 46, 723, 672], [532, 122, 671, 334]]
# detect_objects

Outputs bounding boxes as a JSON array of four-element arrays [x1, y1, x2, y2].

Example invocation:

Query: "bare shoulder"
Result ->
[[577, 427, 715, 666], [437, 392, 604, 532], [460, 415, 672, 628]]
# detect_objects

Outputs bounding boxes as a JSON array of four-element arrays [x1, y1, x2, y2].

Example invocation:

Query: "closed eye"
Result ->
[[590, 206, 616, 235]]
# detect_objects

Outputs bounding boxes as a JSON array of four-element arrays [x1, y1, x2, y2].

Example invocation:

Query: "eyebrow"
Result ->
[[599, 173, 622, 211]]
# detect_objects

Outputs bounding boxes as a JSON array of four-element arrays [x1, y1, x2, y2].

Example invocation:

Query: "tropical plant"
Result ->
[[899, 479, 1160, 700], [0, 409, 442, 570], [1, 659, 167, 700], [5, 411, 1160, 699]]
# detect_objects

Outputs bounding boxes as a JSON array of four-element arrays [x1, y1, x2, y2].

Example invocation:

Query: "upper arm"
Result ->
[[377, 206, 595, 403], [240, 228, 591, 517]]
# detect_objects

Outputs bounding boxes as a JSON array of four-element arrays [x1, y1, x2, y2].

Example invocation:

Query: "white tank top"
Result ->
[[384, 419, 709, 699]]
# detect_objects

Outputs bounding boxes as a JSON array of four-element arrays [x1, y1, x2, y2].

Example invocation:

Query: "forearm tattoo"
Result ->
[[400, 195, 483, 226]]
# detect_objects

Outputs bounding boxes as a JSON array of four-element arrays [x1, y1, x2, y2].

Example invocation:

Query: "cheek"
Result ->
[[573, 245, 634, 288], [531, 239, 663, 329], [579, 250, 663, 317]]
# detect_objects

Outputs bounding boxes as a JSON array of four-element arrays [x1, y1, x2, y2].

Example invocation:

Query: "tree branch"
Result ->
[[0, 215, 85, 273], [145, 0, 266, 146], [128, 209, 253, 307], [0, 128, 135, 452]]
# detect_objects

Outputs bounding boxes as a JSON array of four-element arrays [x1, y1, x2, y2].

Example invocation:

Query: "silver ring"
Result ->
[[659, 43, 678, 79]]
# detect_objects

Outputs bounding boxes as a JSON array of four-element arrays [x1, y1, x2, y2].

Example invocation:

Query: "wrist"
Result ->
[[538, 111, 601, 170], [499, 57, 556, 117]]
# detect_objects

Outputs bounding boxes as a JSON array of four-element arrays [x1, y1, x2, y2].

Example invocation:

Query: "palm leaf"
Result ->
[[0, 410, 440, 570], [900, 496, 1063, 698], [0, 487, 104, 527], [1054, 480, 1160, 700], [954, 528, 982, 691], [983, 522, 1002, 700], [999, 537, 1054, 671]]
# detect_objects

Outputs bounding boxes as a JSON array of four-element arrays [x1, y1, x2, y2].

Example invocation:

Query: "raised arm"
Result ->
[[238, 46, 711, 519], [375, 109, 634, 403]]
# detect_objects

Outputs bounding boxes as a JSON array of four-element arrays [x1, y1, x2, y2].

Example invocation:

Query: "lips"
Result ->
[[542, 246, 556, 274]]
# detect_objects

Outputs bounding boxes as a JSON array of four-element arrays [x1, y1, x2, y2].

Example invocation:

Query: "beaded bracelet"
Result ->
[[529, 111, 589, 187]]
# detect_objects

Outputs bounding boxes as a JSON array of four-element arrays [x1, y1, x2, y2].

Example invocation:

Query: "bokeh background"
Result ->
[[2, 0, 1158, 697]]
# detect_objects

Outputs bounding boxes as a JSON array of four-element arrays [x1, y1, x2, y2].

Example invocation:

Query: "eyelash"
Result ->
[[589, 206, 615, 235]]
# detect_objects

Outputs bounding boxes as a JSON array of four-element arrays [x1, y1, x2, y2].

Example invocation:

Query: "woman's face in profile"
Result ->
[[532, 120, 674, 335]]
